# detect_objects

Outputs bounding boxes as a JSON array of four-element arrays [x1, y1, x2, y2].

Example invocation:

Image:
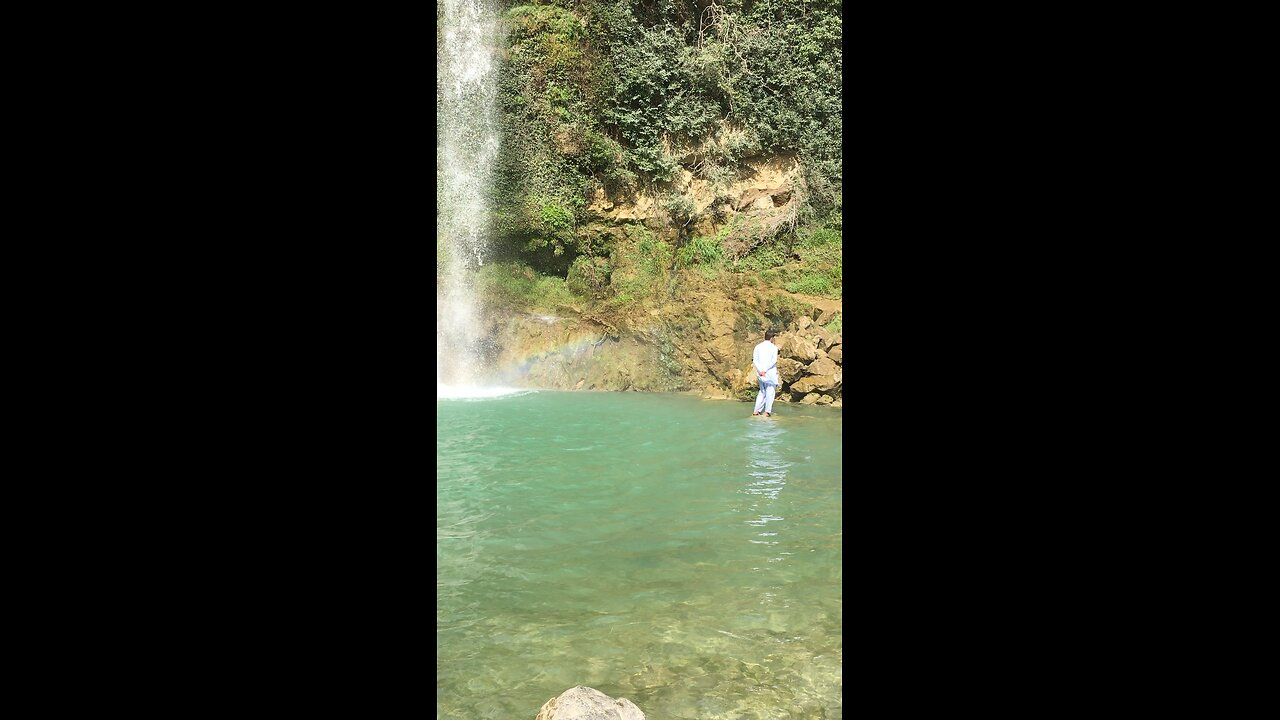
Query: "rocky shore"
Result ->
[[481, 288, 842, 407]]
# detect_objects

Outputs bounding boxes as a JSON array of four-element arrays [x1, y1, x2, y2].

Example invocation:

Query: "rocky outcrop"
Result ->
[[534, 686, 644, 720], [584, 156, 802, 258], [476, 290, 842, 407], [743, 327, 842, 407]]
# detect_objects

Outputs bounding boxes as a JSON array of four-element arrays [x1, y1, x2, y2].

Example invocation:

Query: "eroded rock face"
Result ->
[[534, 686, 645, 720], [706, 334, 738, 364], [474, 294, 842, 407]]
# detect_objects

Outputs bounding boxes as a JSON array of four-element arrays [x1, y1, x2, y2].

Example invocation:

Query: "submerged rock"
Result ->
[[534, 686, 645, 720]]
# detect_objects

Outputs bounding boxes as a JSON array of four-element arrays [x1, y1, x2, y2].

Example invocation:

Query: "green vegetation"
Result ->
[[677, 233, 725, 269], [476, 261, 584, 312], [728, 220, 842, 298], [461, 0, 841, 322], [601, 224, 674, 314]]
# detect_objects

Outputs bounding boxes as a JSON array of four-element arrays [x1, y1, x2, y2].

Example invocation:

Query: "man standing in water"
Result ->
[[752, 329, 779, 417]]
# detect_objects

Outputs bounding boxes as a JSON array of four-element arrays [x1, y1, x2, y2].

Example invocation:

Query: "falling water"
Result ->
[[438, 0, 500, 392]]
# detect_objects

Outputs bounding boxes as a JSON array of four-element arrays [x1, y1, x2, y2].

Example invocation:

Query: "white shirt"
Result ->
[[753, 340, 779, 385]]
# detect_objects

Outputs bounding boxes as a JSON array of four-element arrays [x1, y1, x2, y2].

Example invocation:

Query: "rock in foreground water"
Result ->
[[534, 686, 645, 720]]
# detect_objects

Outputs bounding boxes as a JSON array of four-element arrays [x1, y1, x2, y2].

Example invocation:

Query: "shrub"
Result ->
[[540, 200, 574, 231]]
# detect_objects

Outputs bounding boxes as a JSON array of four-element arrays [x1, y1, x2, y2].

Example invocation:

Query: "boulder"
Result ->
[[535, 686, 645, 720], [816, 394, 833, 405], [806, 356, 839, 378], [791, 367, 841, 394], [727, 368, 743, 390], [827, 345, 843, 363], [799, 392, 821, 404], [797, 315, 813, 330], [777, 357, 805, 384], [775, 333, 817, 363]]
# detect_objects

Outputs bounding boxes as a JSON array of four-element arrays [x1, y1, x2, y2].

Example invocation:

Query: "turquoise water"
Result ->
[[437, 391, 842, 719]]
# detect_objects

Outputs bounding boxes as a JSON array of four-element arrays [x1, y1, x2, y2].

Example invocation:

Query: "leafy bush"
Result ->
[[661, 193, 695, 224], [540, 200, 574, 231]]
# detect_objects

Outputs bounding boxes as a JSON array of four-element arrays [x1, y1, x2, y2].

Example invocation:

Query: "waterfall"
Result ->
[[438, 0, 500, 392]]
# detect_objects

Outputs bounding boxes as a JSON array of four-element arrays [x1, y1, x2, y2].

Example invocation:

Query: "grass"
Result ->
[[725, 225, 841, 298], [784, 272, 834, 295], [476, 261, 583, 311]]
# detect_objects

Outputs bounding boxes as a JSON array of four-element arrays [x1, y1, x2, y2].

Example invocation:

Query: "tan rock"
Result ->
[[707, 334, 737, 364], [799, 392, 821, 404], [813, 327, 835, 350], [535, 686, 645, 720], [777, 357, 805, 384], [790, 376, 818, 394], [797, 315, 813, 330], [702, 383, 733, 400], [775, 333, 816, 363], [806, 356, 839, 378], [828, 346, 843, 363], [704, 306, 737, 338], [792, 368, 840, 394], [816, 394, 833, 405]]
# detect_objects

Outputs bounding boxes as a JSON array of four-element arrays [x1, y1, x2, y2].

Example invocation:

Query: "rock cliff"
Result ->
[[479, 285, 842, 407]]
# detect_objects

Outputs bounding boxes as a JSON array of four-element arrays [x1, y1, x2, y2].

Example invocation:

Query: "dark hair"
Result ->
[[765, 329, 777, 340]]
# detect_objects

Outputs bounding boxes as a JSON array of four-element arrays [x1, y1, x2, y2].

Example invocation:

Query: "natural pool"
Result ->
[[437, 390, 842, 718]]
